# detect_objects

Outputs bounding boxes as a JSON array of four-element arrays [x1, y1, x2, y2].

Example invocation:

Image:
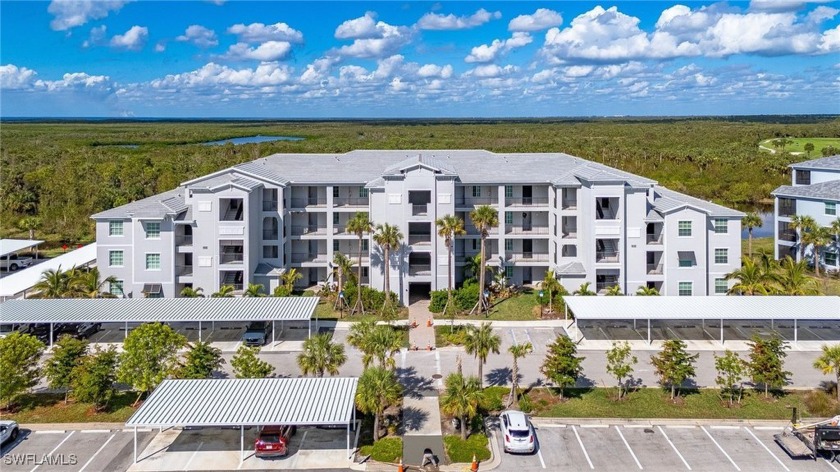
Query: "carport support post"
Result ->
[[647, 319, 651, 345], [240, 425, 244, 462], [199, 321, 202, 342], [133, 426, 137, 463], [272, 321, 275, 345], [720, 318, 724, 345], [346, 421, 350, 458], [794, 319, 798, 344], [49, 322, 53, 348], [125, 321, 128, 339]]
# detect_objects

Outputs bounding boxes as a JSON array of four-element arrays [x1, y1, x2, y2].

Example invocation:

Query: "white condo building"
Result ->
[[772, 155, 840, 271], [92, 150, 743, 301]]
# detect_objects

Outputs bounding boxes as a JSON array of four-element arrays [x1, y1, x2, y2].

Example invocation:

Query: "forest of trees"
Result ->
[[1, 117, 838, 244]]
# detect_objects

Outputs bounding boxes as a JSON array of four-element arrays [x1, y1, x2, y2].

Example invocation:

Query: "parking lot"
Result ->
[[497, 420, 840, 472], [578, 319, 840, 342]]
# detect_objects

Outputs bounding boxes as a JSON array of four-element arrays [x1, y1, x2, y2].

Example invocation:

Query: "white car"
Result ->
[[0, 420, 19, 445], [500, 410, 535, 454]]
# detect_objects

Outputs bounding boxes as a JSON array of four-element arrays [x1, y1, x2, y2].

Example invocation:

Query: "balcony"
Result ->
[[646, 264, 663, 275], [508, 253, 549, 262], [334, 197, 368, 208], [506, 226, 550, 235], [220, 198, 244, 221], [176, 235, 193, 246], [412, 204, 428, 216], [596, 281, 619, 293], [289, 197, 327, 209], [291, 252, 329, 264], [465, 227, 499, 236], [456, 197, 497, 208], [646, 234, 663, 245], [262, 200, 278, 212], [409, 234, 432, 246], [220, 252, 244, 264], [177, 265, 194, 276], [778, 198, 797, 217], [409, 264, 432, 276], [779, 231, 797, 242], [506, 197, 549, 207], [561, 231, 577, 239], [291, 225, 328, 236], [561, 199, 577, 210], [596, 251, 620, 263]]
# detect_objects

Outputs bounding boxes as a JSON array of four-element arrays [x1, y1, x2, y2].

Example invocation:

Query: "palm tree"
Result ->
[[464, 254, 484, 282], [369, 325, 402, 370], [71, 267, 117, 298], [507, 342, 533, 406], [773, 256, 819, 295], [297, 333, 347, 377], [17, 216, 41, 240], [802, 226, 833, 276], [540, 269, 563, 315], [211, 284, 235, 298], [605, 285, 623, 296], [281, 268, 302, 293], [635, 286, 660, 296], [243, 283, 266, 297], [463, 322, 501, 387], [726, 257, 771, 295], [332, 252, 354, 313], [31, 265, 75, 298], [372, 223, 403, 308], [469, 205, 498, 315], [346, 212, 374, 315], [356, 367, 402, 442], [790, 215, 817, 262], [813, 344, 840, 401], [440, 373, 485, 440], [347, 318, 378, 369], [742, 212, 763, 257], [573, 282, 596, 296], [180, 286, 205, 298], [436, 215, 466, 313]]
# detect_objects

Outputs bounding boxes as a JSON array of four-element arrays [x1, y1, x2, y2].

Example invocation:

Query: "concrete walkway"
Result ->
[[401, 389, 445, 470], [408, 300, 436, 350]]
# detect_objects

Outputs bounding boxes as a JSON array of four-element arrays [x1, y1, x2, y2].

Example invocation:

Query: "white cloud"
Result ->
[[222, 41, 293, 61], [48, 0, 130, 31], [335, 12, 380, 39], [0, 64, 38, 89], [466, 64, 517, 78], [820, 24, 840, 52], [748, 0, 830, 13], [299, 55, 341, 84], [155, 42, 166, 53], [176, 25, 218, 48], [508, 8, 563, 32], [110, 25, 148, 51], [82, 25, 107, 48], [465, 32, 532, 63], [151, 62, 292, 89], [40, 72, 112, 92], [416, 8, 500, 30], [417, 64, 453, 79], [543, 6, 650, 62], [336, 19, 413, 59], [227, 22, 303, 43]]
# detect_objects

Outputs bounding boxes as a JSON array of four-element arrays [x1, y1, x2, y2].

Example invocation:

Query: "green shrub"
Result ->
[[455, 283, 479, 311], [429, 290, 448, 313], [482, 387, 506, 412], [273, 286, 292, 297], [343, 284, 397, 312], [518, 395, 534, 414], [439, 325, 469, 346], [443, 433, 491, 463], [804, 390, 839, 417], [359, 436, 403, 463]]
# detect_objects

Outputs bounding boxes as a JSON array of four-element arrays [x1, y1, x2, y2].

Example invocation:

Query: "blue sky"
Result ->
[[1, 1, 839, 117]]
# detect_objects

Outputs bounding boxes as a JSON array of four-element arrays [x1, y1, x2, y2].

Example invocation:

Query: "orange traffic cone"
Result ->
[[426, 318, 433, 327], [397, 457, 405, 472], [470, 453, 479, 472]]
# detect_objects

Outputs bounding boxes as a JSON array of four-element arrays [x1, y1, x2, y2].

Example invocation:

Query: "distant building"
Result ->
[[772, 155, 840, 271], [92, 150, 743, 300]]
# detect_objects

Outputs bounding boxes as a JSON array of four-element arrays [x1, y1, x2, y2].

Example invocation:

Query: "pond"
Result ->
[[741, 211, 774, 239], [201, 135, 304, 146]]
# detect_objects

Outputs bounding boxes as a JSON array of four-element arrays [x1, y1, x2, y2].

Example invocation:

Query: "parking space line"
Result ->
[[657, 426, 691, 470], [614, 425, 643, 469], [580, 424, 608, 428], [540, 424, 566, 428], [665, 425, 696, 429], [524, 329, 534, 349], [33, 430, 66, 434], [31, 431, 74, 472], [623, 425, 650, 428], [183, 441, 204, 471], [536, 447, 546, 469], [710, 425, 741, 430], [571, 426, 594, 470], [753, 426, 781, 431], [824, 457, 840, 472], [743, 427, 789, 471], [509, 329, 518, 346], [78, 433, 115, 472], [700, 426, 740, 471], [80, 429, 112, 433]]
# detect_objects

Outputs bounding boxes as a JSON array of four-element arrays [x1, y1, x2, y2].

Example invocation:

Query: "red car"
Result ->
[[254, 425, 296, 458]]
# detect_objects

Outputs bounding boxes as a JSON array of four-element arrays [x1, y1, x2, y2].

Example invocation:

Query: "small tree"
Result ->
[[441, 372, 485, 440], [741, 212, 763, 258], [297, 333, 347, 377], [44, 335, 89, 403], [541, 270, 564, 315], [231, 345, 274, 378], [71, 346, 118, 411], [281, 268, 302, 293], [243, 283, 266, 297], [118, 323, 187, 406], [540, 336, 585, 400], [804, 142, 814, 157], [211, 284, 235, 298], [356, 367, 402, 442], [606, 341, 637, 400], [813, 344, 840, 402], [714, 350, 746, 406], [747, 335, 790, 398], [180, 341, 224, 379], [650, 339, 698, 400], [508, 342, 533, 406], [0, 332, 45, 409], [464, 322, 501, 387]]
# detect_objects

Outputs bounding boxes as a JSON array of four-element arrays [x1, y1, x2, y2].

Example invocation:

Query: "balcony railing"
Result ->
[[562, 231, 577, 239], [465, 227, 499, 236], [597, 281, 619, 293], [506, 226, 550, 235], [220, 252, 244, 264], [508, 253, 549, 262], [408, 234, 432, 245], [291, 225, 327, 236], [176, 235, 193, 246], [291, 252, 328, 263], [561, 200, 577, 210], [412, 204, 428, 216], [647, 264, 664, 275], [455, 197, 497, 207], [779, 231, 797, 242], [506, 197, 549, 206], [596, 251, 620, 263], [289, 197, 327, 208], [262, 231, 278, 240], [778, 201, 797, 217], [409, 264, 432, 276], [176, 265, 193, 276], [262, 200, 278, 212], [646, 234, 663, 245], [334, 197, 368, 207]]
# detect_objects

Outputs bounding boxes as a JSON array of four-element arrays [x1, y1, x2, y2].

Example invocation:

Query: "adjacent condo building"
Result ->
[[772, 155, 840, 272], [92, 150, 743, 301]]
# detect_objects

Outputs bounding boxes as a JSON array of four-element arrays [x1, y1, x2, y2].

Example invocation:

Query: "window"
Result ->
[[109, 280, 124, 297], [714, 248, 729, 264], [333, 187, 340, 198], [679, 257, 693, 268], [505, 212, 513, 225], [505, 240, 513, 251], [145, 222, 161, 239], [505, 266, 513, 278], [359, 187, 369, 198], [713, 219, 728, 234], [472, 186, 481, 197], [108, 250, 124, 267], [505, 185, 513, 198], [362, 267, 369, 278], [825, 252, 838, 267], [795, 170, 811, 185], [678, 221, 692, 237], [715, 278, 728, 294], [827, 202, 837, 216], [333, 240, 340, 251], [145, 253, 161, 270], [263, 245, 278, 258], [333, 213, 340, 225], [471, 239, 478, 250], [362, 240, 369, 251], [109, 221, 124, 236], [678, 281, 692, 296]]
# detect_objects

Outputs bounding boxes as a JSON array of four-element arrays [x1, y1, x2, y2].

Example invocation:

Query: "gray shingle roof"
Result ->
[[91, 188, 186, 220], [188, 173, 263, 191], [556, 261, 586, 275], [772, 181, 840, 201], [654, 187, 744, 218], [383, 154, 457, 176], [790, 155, 840, 171]]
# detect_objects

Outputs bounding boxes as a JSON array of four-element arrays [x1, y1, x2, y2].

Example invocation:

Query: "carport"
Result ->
[[0, 297, 320, 347], [564, 296, 840, 344], [125, 377, 359, 463], [0, 238, 43, 261]]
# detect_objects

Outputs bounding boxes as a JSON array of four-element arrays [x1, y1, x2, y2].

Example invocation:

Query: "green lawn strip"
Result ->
[[443, 433, 491, 463], [760, 137, 840, 154], [435, 325, 469, 347], [6, 392, 137, 424], [447, 291, 542, 321], [358, 436, 403, 463]]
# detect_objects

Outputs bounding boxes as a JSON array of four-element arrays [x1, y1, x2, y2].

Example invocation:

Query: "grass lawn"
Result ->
[[443, 433, 491, 463], [448, 289, 545, 321], [435, 325, 469, 347], [759, 137, 840, 154], [742, 236, 774, 259], [358, 436, 402, 463], [306, 296, 408, 322], [5, 392, 138, 424]]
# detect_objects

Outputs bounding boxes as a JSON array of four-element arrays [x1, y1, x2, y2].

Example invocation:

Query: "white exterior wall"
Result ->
[[623, 188, 650, 294], [662, 208, 708, 296]]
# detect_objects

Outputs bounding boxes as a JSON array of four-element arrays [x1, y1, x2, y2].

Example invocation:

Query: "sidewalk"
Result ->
[[408, 300, 436, 350]]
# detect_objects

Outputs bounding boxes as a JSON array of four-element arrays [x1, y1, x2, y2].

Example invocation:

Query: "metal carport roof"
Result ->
[[0, 239, 43, 257], [0, 243, 96, 301]]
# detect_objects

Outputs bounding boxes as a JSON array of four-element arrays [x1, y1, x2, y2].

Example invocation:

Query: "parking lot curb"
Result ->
[[21, 422, 127, 431], [529, 417, 789, 428]]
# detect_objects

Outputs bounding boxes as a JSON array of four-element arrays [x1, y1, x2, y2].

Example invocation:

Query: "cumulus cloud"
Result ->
[[416, 8, 501, 30], [748, 0, 830, 13], [176, 25, 218, 48], [227, 22, 303, 43], [335, 16, 413, 59], [417, 63, 453, 79], [110, 25, 148, 51], [465, 32, 533, 63], [508, 8, 563, 32], [151, 62, 292, 89], [543, 6, 650, 62], [48, 0, 130, 31], [222, 41, 293, 61], [1, 64, 38, 89], [465, 64, 517, 78], [40, 72, 112, 92], [82, 25, 108, 48], [335, 12, 380, 39]]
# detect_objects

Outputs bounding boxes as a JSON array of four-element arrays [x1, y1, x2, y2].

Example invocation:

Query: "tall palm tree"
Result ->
[[332, 252, 354, 313], [346, 212, 374, 315], [281, 268, 302, 293], [541, 269, 563, 315], [347, 318, 378, 369], [436, 214, 466, 313], [725, 257, 771, 295], [180, 286, 205, 298], [463, 322, 501, 387], [742, 212, 763, 257], [372, 223, 403, 308], [464, 254, 484, 282], [773, 256, 819, 295], [71, 267, 117, 298], [802, 226, 833, 276], [507, 342, 533, 406], [469, 205, 498, 315], [440, 372, 485, 440], [369, 325, 403, 370], [297, 333, 347, 377], [605, 285, 624, 296], [813, 344, 840, 401], [635, 286, 660, 296], [211, 284, 235, 298], [356, 367, 402, 442], [573, 282, 596, 296], [243, 283, 266, 297], [31, 265, 75, 298], [790, 215, 817, 262]]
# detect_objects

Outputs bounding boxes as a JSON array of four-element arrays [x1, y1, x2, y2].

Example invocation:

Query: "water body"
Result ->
[[741, 211, 775, 239], [201, 135, 303, 146]]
